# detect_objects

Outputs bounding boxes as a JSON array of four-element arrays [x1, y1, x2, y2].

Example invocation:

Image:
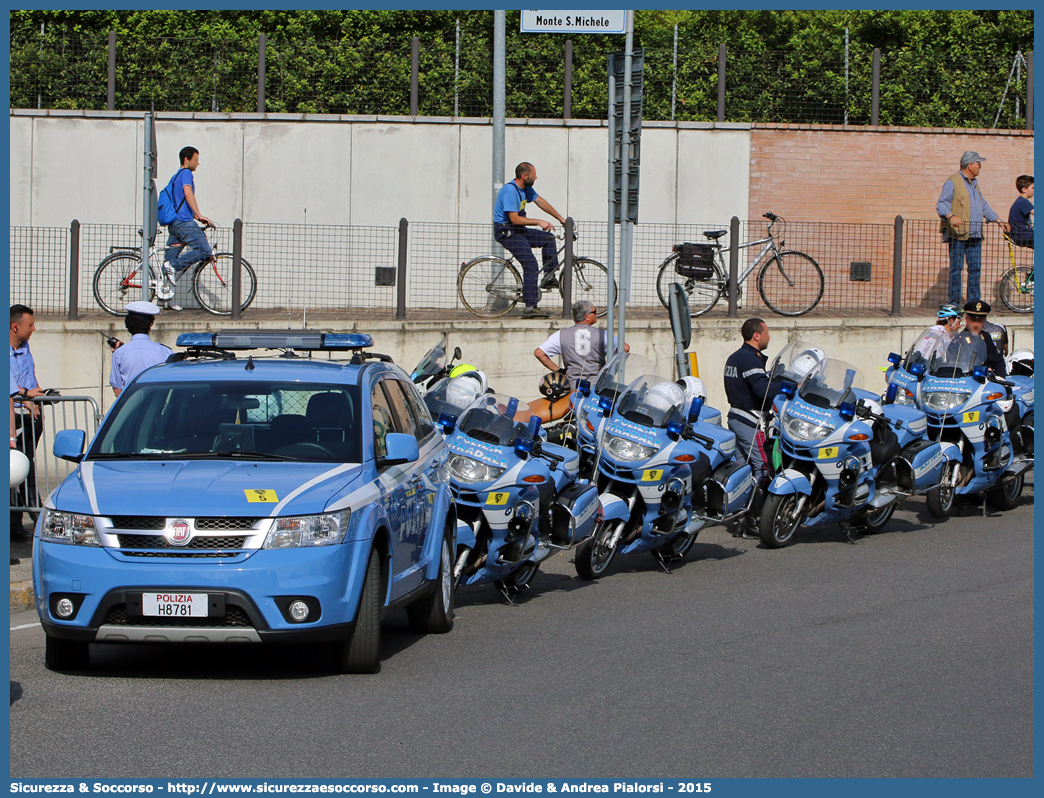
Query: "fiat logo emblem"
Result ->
[[166, 520, 192, 546]]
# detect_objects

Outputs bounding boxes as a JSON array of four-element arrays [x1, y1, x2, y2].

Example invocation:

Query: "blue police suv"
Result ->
[[35, 331, 455, 673]]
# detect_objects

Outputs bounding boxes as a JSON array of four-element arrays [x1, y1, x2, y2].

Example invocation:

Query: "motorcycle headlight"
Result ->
[[40, 509, 100, 546], [893, 388, 915, 406], [448, 454, 505, 484], [264, 509, 350, 549], [782, 413, 835, 442], [922, 391, 971, 412], [604, 434, 659, 462]]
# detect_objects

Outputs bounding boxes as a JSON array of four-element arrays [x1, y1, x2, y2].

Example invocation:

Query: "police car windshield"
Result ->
[[90, 381, 361, 462]]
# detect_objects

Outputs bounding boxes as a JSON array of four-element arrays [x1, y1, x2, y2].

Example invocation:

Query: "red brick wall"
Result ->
[[749, 124, 1034, 225]]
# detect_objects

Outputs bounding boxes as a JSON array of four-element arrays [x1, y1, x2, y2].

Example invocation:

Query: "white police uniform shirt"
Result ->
[[109, 334, 172, 392]]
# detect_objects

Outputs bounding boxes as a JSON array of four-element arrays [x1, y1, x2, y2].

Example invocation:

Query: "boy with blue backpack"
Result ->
[[156, 146, 215, 311]]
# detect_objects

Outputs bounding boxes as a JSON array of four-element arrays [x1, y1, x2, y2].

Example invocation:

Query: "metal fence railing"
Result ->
[[10, 218, 1035, 320], [11, 395, 103, 519], [10, 27, 1033, 129]]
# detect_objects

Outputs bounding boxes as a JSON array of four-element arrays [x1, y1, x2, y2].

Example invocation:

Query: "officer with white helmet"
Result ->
[[676, 376, 707, 404], [109, 301, 172, 397], [790, 347, 826, 381], [1006, 348, 1033, 378], [443, 372, 486, 410]]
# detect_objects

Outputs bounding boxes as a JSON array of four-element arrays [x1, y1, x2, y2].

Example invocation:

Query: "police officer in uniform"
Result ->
[[723, 318, 780, 537], [962, 300, 1006, 376], [109, 301, 172, 397]]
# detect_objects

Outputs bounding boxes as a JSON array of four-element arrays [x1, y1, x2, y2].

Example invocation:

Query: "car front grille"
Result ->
[[117, 534, 249, 550], [109, 517, 260, 531], [104, 604, 254, 628]]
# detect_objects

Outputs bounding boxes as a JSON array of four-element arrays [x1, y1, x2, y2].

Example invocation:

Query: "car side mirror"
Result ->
[[53, 429, 86, 463], [381, 432, 419, 466]]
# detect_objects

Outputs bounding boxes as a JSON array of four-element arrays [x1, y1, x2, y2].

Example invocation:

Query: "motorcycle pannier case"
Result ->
[[895, 439, 945, 493], [703, 460, 754, 517], [550, 482, 600, 545], [673, 243, 716, 280]]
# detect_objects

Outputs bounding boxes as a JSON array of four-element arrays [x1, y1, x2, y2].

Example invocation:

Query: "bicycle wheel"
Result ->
[[93, 253, 156, 316], [655, 253, 725, 317], [458, 256, 522, 317], [757, 250, 824, 317], [564, 258, 617, 318], [192, 253, 258, 315], [999, 267, 1034, 314]]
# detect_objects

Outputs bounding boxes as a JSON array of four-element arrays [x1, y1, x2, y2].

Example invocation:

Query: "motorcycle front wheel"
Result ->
[[926, 461, 959, 519], [575, 520, 618, 579], [759, 493, 804, 549]]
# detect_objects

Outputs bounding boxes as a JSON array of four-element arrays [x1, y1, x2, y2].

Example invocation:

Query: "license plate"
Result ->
[[142, 592, 209, 618]]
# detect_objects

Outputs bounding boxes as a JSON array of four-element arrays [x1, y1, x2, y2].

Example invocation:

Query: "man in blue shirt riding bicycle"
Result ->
[[494, 162, 567, 319], [162, 146, 216, 312]]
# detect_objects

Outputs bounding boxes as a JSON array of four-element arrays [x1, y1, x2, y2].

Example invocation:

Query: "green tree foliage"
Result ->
[[9, 10, 1034, 127]]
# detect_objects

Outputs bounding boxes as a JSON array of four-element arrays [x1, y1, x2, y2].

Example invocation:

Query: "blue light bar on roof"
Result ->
[[176, 331, 374, 351]]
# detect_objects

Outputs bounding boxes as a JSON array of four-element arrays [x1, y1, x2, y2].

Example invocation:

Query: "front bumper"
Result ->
[[34, 537, 372, 644]]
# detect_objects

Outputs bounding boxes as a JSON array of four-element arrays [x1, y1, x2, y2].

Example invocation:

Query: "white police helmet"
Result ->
[[791, 347, 826, 380], [676, 376, 707, 404], [448, 366, 488, 394], [645, 381, 686, 414], [1006, 348, 1034, 377], [444, 374, 483, 409], [10, 449, 30, 487]]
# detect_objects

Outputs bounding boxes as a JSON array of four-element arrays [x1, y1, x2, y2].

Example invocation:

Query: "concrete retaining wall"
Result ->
[[28, 314, 1034, 421]]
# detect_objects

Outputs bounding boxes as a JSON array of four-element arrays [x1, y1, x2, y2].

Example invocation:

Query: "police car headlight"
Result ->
[[40, 510, 100, 546], [782, 413, 834, 442], [265, 509, 350, 549], [922, 391, 971, 412], [604, 434, 658, 462], [448, 454, 505, 484]]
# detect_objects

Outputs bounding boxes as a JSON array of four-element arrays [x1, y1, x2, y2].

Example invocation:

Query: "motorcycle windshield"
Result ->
[[905, 327, 953, 371], [457, 394, 534, 446], [410, 335, 449, 382], [768, 339, 824, 383], [927, 331, 988, 378], [593, 353, 661, 402], [616, 373, 685, 429], [797, 359, 864, 410]]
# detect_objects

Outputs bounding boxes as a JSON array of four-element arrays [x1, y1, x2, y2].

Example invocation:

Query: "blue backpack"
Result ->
[[156, 168, 189, 226]]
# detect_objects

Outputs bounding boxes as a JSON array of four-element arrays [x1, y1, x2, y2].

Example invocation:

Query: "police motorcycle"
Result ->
[[760, 351, 957, 548], [410, 334, 463, 390], [572, 365, 725, 578], [884, 331, 1033, 512], [435, 391, 600, 601], [572, 352, 724, 482]]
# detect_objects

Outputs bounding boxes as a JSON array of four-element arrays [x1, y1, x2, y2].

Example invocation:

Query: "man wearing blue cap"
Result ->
[[109, 301, 172, 397], [937, 151, 1010, 305]]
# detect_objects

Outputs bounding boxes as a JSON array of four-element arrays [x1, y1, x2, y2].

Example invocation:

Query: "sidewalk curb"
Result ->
[[11, 581, 35, 614]]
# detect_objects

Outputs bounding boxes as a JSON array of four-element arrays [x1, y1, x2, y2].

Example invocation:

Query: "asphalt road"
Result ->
[[9, 482, 1033, 779]]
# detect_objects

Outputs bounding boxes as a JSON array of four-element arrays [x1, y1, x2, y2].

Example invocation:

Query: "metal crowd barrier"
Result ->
[[10, 395, 102, 519]]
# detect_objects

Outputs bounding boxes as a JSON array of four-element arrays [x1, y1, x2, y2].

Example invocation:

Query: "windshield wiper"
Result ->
[[208, 449, 297, 461]]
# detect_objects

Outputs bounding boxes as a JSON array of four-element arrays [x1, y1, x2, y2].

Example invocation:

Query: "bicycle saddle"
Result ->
[[703, 230, 727, 240]]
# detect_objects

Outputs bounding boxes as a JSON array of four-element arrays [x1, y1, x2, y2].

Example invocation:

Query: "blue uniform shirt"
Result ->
[[494, 181, 538, 224], [110, 335, 172, 392]]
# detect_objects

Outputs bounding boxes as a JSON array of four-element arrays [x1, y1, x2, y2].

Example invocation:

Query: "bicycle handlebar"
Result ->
[[763, 212, 778, 221]]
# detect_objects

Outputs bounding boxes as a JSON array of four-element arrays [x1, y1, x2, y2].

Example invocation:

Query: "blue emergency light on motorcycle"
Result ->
[[437, 412, 456, 435], [577, 379, 592, 396], [888, 352, 902, 366], [514, 435, 535, 458], [666, 420, 684, 439], [910, 362, 926, 378], [527, 415, 542, 438], [598, 395, 614, 412], [687, 396, 704, 422], [885, 381, 899, 403], [973, 365, 987, 381], [506, 397, 519, 418], [780, 379, 797, 398], [839, 401, 856, 421]]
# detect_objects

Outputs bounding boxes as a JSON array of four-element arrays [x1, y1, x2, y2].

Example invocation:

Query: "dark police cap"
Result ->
[[962, 299, 991, 317]]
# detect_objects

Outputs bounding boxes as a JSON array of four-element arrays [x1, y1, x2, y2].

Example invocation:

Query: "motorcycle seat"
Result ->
[[528, 396, 571, 423]]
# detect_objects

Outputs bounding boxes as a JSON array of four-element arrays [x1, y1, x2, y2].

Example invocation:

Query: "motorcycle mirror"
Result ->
[[910, 363, 926, 379], [887, 352, 902, 366], [452, 346, 462, 361], [437, 412, 456, 435], [780, 379, 797, 398], [577, 379, 591, 396], [687, 396, 704, 422]]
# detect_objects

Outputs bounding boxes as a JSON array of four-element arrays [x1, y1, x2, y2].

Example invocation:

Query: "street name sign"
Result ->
[[520, 11, 627, 34]]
